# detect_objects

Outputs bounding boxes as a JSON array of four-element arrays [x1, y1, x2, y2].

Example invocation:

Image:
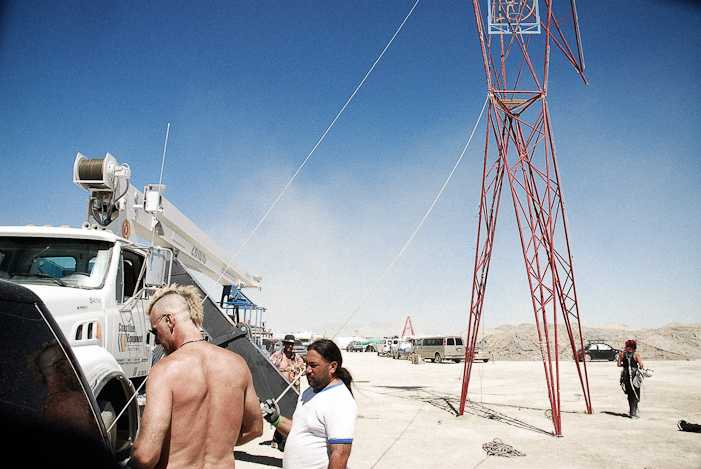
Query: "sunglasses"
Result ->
[[150, 314, 167, 336]]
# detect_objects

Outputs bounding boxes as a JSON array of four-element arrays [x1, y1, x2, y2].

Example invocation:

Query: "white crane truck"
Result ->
[[0, 153, 298, 458]]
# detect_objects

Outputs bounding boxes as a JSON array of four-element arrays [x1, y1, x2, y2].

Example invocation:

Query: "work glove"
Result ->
[[260, 398, 280, 424]]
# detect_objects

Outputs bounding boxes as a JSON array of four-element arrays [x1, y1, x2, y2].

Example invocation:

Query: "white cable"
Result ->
[[106, 376, 148, 434], [332, 96, 489, 339], [200, 0, 422, 304], [149, 123, 170, 248]]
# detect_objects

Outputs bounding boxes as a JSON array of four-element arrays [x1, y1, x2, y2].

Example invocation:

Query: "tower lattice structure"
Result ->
[[459, 0, 591, 436]]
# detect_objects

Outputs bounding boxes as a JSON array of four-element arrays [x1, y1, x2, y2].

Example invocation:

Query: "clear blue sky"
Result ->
[[1, 1, 699, 337]]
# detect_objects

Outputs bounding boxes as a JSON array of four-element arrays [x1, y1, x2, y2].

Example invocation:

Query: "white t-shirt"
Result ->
[[283, 381, 357, 469]]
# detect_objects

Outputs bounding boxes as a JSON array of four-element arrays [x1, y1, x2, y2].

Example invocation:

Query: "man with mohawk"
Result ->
[[130, 284, 263, 468]]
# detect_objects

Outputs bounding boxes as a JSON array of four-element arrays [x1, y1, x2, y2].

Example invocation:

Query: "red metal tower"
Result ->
[[459, 1, 591, 436]]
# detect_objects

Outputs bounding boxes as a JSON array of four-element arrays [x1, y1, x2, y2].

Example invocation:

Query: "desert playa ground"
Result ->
[[235, 353, 701, 468]]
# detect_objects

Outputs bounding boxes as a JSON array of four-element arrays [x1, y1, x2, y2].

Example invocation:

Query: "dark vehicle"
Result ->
[[577, 341, 621, 362], [0, 280, 119, 466], [262, 338, 277, 356], [346, 341, 363, 352]]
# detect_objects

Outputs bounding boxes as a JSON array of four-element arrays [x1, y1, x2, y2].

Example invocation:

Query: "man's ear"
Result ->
[[329, 361, 338, 373]]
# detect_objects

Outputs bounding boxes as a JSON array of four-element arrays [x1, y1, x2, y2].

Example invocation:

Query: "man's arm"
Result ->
[[271, 415, 293, 437], [235, 368, 264, 446], [328, 443, 352, 469], [130, 365, 173, 469]]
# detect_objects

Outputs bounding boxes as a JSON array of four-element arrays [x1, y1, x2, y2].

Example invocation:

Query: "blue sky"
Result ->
[[1, 1, 699, 337]]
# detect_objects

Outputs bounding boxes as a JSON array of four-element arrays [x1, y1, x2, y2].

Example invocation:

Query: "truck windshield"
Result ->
[[0, 237, 112, 289]]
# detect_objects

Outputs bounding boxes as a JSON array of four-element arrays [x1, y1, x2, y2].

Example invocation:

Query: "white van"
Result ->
[[413, 336, 464, 363], [377, 337, 399, 356]]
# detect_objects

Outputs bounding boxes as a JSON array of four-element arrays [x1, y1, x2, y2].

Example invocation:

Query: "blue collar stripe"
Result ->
[[318, 381, 344, 394]]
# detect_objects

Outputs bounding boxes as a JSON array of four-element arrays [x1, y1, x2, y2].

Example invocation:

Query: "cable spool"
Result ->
[[77, 157, 107, 182], [73, 152, 118, 191]]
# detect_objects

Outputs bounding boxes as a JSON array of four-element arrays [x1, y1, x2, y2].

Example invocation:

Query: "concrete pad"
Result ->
[[235, 353, 701, 468]]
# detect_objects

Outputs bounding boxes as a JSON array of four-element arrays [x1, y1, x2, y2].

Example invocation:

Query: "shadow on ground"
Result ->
[[235, 451, 282, 467], [601, 410, 631, 418]]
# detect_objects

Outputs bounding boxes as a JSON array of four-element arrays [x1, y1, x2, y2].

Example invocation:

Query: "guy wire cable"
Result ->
[[115, 124, 170, 436], [200, 0, 422, 304], [149, 123, 170, 248], [331, 96, 489, 339]]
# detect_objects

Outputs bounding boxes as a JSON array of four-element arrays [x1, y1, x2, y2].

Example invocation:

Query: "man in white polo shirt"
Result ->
[[262, 339, 357, 469]]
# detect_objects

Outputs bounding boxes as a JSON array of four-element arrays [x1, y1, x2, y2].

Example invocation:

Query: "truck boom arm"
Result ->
[[73, 153, 260, 289]]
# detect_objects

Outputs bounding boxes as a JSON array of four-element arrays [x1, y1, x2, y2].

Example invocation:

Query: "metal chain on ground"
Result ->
[[482, 438, 526, 458]]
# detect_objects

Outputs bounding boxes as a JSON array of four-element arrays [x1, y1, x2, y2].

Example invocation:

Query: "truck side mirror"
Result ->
[[145, 248, 172, 290]]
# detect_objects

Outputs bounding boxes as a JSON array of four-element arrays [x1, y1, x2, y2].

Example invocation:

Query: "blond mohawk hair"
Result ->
[[146, 284, 204, 328]]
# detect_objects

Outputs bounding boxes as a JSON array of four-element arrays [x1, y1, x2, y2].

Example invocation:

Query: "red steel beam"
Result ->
[[459, 0, 591, 436]]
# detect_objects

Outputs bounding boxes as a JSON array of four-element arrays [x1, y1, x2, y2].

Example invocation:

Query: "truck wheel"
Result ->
[[434, 353, 442, 363]]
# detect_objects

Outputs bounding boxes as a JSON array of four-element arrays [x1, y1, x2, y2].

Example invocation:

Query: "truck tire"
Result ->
[[434, 353, 442, 363]]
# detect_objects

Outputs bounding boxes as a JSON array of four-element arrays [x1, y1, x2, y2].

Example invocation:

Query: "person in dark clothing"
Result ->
[[617, 339, 644, 418]]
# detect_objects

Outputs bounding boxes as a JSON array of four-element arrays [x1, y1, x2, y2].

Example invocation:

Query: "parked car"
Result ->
[[377, 337, 399, 356], [261, 338, 277, 356], [390, 341, 413, 359], [0, 280, 119, 465], [413, 336, 465, 363], [577, 341, 621, 362], [346, 341, 364, 352], [472, 346, 490, 362]]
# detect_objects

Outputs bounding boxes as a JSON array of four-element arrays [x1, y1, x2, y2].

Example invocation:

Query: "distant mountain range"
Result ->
[[468, 322, 701, 361]]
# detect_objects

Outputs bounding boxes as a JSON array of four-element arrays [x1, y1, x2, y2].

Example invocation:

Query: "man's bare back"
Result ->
[[130, 286, 263, 468]]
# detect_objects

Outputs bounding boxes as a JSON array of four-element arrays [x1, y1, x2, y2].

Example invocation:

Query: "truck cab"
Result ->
[[0, 152, 270, 459], [0, 225, 169, 457]]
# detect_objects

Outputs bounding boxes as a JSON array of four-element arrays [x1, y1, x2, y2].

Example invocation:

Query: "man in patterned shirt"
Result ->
[[270, 335, 306, 389]]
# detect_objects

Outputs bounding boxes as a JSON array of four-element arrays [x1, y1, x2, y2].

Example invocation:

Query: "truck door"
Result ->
[[114, 247, 150, 378]]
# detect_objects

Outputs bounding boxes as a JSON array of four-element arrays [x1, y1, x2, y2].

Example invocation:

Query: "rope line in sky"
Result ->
[[332, 96, 490, 339], [199, 0, 422, 304]]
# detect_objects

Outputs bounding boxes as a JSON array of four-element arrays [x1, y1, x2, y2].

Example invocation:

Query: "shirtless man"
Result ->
[[129, 284, 263, 468]]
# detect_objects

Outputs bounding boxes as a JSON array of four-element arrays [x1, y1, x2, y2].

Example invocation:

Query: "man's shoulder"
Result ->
[[203, 342, 248, 368], [152, 343, 245, 375]]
